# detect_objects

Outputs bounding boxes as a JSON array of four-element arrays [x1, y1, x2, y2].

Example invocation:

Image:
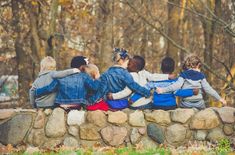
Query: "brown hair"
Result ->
[[182, 55, 202, 70]]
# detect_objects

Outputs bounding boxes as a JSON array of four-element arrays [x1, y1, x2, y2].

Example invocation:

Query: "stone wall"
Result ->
[[0, 107, 235, 149]]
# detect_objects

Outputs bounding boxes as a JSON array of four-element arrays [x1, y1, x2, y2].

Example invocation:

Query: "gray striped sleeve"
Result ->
[[161, 77, 185, 93], [201, 78, 222, 101]]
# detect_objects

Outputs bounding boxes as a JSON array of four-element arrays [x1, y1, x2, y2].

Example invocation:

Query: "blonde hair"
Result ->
[[40, 56, 56, 72], [182, 55, 202, 70], [112, 48, 129, 64], [84, 64, 99, 79]]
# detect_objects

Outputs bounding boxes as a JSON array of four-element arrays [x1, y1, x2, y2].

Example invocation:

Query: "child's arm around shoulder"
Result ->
[[143, 70, 169, 81], [157, 77, 184, 94], [51, 68, 80, 78], [201, 78, 227, 105]]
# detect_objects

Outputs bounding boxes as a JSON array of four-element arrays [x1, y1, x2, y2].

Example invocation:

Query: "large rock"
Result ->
[[45, 108, 66, 138], [87, 111, 107, 128], [67, 110, 85, 126], [137, 137, 158, 149], [68, 126, 79, 137], [190, 108, 220, 129], [194, 130, 207, 141], [171, 108, 195, 124], [0, 109, 15, 120], [42, 139, 63, 149], [223, 124, 234, 136], [216, 107, 235, 123], [207, 128, 225, 142], [108, 111, 127, 124], [147, 123, 165, 144], [80, 123, 100, 140], [101, 126, 127, 146], [33, 110, 45, 129], [130, 128, 141, 144], [27, 129, 45, 146], [129, 111, 145, 127], [145, 110, 171, 125], [63, 137, 79, 147], [0, 113, 33, 146], [165, 124, 187, 146]]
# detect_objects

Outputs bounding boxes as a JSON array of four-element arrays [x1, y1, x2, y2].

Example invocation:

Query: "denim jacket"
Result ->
[[35, 72, 100, 105], [29, 69, 78, 108], [89, 66, 150, 103]]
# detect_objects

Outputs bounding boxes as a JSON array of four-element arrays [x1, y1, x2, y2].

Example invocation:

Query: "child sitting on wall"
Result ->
[[29, 56, 79, 108], [88, 48, 151, 110], [84, 64, 109, 111], [156, 55, 227, 109], [107, 55, 169, 109]]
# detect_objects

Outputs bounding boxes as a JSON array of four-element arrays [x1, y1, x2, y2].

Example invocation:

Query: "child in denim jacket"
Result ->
[[88, 48, 151, 109], [34, 56, 100, 110], [29, 56, 79, 108], [157, 55, 227, 109]]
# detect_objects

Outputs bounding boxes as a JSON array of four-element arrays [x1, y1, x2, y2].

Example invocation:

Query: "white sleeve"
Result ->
[[144, 70, 169, 81]]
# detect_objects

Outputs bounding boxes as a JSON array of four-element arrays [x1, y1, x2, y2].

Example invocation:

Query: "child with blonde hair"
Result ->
[[29, 56, 79, 108], [84, 64, 109, 111], [156, 55, 226, 109]]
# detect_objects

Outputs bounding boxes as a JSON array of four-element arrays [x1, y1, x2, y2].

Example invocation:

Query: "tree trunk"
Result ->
[[167, 0, 181, 70], [96, 0, 113, 72], [12, 0, 33, 107]]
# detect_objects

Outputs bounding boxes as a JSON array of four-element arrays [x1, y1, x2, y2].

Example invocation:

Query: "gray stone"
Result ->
[[166, 124, 187, 146], [108, 111, 127, 124], [216, 107, 235, 123], [63, 137, 79, 147], [0, 113, 33, 146], [101, 126, 127, 146], [80, 123, 100, 140], [147, 123, 165, 144], [33, 110, 45, 129], [87, 111, 107, 128], [45, 108, 66, 138], [68, 126, 79, 137], [137, 137, 158, 149], [190, 108, 220, 129], [223, 124, 234, 136], [171, 108, 195, 123], [0, 109, 15, 120], [27, 129, 45, 146], [129, 111, 145, 127], [67, 110, 85, 126], [194, 130, 207, 141], [207, 128, 225, 142], [130, 128, 141, 144], [145, 110, 171, 125], [42, 139, 63, 149]]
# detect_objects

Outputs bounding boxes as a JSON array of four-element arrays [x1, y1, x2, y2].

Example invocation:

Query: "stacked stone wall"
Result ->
[[0, 107, 235, 148]]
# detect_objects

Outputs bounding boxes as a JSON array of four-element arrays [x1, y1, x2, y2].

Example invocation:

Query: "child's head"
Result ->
[[112, 48, 130, 68], [182, 55, 202, 71], [84, 64, 100, 79], [127, 55, 145, 72], [161, 57, 175, 74], [70, 56, 89, 70], [40, 56, 56, 72]]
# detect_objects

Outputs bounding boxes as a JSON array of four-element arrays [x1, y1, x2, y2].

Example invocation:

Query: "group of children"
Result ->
[[30, 48, 227, 111]]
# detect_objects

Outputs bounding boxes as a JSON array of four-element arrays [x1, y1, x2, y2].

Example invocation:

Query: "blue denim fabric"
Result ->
[[35, 72, 100, 105], [88, 66, 150, 103]]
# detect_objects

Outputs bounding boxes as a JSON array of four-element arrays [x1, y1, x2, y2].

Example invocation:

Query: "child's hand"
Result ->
[[193, 88, 199, 95], [156, 87, 163, 94], [107, 93, 113, 100], [220, 98, 227, 106], [95, 72, 100, 79]]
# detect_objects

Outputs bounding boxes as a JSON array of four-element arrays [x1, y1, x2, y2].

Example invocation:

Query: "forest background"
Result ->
[[0, 0, 234, 108]]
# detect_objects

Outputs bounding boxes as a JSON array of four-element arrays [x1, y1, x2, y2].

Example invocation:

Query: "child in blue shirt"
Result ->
[[129, 57, 198, 110]]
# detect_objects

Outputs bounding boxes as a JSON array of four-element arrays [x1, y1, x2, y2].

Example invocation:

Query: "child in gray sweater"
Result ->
[[156, 55, 226, 109], [29, 56, 79, 108]]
